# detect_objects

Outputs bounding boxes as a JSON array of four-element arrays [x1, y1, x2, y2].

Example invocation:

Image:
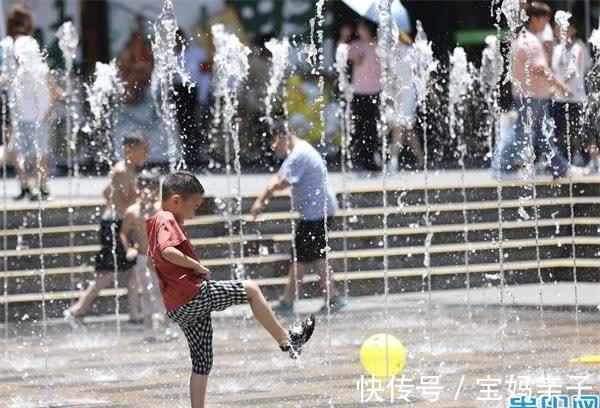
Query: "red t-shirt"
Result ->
[[146, 210, 203, 311]]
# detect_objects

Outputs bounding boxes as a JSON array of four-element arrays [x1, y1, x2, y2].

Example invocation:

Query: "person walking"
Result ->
[[251, 118, 347, 316], [551, 16, 596, 168], [499, 2, 586, 179], [339, 18, 382, 172]]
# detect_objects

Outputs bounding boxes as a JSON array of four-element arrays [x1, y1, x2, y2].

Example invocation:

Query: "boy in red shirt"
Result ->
[[146, 171, 315, 408]]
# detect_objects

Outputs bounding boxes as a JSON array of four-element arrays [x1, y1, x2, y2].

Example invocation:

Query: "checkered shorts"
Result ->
[[166, 280, 247, 375]]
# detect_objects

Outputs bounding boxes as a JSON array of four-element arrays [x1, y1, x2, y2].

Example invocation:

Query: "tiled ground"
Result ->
[[2, 291, 600, 407]]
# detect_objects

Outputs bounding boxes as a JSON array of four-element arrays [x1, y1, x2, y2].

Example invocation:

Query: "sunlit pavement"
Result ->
[[2, 284, 600, 407]]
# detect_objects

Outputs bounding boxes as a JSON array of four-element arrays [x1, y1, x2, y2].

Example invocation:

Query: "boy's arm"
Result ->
[[251, 172, 290, 219], [119, 211, 138, 261], [161, 246, 211, 280]]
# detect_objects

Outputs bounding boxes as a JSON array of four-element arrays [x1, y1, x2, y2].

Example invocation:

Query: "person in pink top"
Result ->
[[339, 18, 382, 172], [145, 171, 315, 408], [498, 2, 586, 179]]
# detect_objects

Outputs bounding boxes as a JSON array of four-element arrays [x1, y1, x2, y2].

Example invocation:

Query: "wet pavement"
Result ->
[[2, 285, 600, 407]]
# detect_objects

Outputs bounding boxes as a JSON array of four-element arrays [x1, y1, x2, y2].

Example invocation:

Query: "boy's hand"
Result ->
[[193, 263, 211, 280], [126, 247, 138, 262]]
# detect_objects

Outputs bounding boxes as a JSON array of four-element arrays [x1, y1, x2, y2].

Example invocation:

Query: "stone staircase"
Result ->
[[2, 175, 600, 321]]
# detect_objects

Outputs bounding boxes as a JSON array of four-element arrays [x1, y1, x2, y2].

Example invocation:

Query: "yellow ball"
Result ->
[[360, 333, 407, 378]]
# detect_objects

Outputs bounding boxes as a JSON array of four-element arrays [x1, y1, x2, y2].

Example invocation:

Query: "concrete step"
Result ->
[[1, 257, 596, 321], [2, 234, 593, 294], [2, 194, 599, 249], [3, 176, 599, 229], [0, 215, 590, 272]]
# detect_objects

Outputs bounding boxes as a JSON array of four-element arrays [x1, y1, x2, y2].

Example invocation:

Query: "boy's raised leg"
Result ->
[[242, 280, 315, 357], [190, 373, 208, 408], [243, 281, 288, 345]]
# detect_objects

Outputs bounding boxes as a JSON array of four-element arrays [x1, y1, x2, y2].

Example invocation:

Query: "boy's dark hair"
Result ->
[[137, 168, 160, 190], [123, 131, 146, 148], [162, 171, 205, 201], [526, 2, 552, 18], [266, 112, 289, 144], [7, 4, 33, 38]]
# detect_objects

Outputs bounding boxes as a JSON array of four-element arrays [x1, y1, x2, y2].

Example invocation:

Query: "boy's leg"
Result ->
[[127, 268, 141, 321], [190, 374, 208, 408], [69, 272, 113, 316], [135, 257, 159, 337], [174, 317, 212, 408], [281, 261, 307, 305], [243, 281, 288, 346]]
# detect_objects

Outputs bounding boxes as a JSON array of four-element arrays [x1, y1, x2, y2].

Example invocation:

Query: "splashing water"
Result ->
[[84, 61, 124, 335], [479, 19, 509, 364], [411, 20, 437, 353], [85, 61, 123, 133], [501, 0, 527, 32], [12, 34, 52, 402], [481, 35, 503, 163], [551, 14, 581, 353], [448, 48, 473, 125], [334, 43, 352, 299], [500, 0, 526, 88], [448, 47, 475, 318], [56, 22, 78, 62], [377, 0, 395, 379], [211, 24, 251, 279], [481, 36, 503, 93], [263, 37, 301, 307], [151, 0, 191, 170], [589, 29, 600, 50], [305, 0, 325, 74], [56, 21, 80, 296], [555, 10, 572, 46], [263, 37, 290, 126], [0, 36, 13, 353], [412, 22, 437, 107]]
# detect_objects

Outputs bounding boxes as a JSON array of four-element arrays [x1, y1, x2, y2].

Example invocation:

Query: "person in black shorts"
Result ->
[[63, 132, 149, 325], [251, 118, 347, 316]]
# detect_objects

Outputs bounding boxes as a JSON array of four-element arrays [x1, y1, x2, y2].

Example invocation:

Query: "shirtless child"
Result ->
[[64, 131, 148, 324], [120, 169, 178, 341]]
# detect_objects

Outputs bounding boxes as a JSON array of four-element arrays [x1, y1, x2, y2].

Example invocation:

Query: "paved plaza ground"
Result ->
[[2, 283, 600, 407]]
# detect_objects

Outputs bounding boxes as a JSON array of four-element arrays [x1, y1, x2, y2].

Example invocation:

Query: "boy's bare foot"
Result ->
[[280, 314, 315, 359]]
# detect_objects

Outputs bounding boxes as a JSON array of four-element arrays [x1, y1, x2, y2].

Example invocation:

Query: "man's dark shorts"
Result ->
[[94, 216, 136, 272], [292, 218, 330, 263]]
